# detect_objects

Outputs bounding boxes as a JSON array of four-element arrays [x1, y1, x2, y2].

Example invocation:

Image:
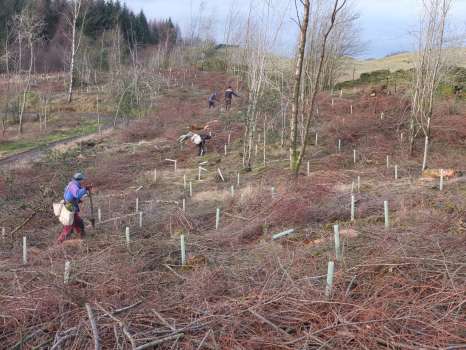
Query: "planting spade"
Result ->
[[88, 190, 95, 229]]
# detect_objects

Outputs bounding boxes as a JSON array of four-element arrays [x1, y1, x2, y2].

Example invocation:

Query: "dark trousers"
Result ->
[[225, 98, 232, 110], [198, 135, 211, 156], [198, 141, 206, 156], [57, 213, 85, 243], [208, 100, 215, 108]]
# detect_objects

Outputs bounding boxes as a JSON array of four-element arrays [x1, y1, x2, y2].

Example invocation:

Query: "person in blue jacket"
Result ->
[[208, 91, 219, 108], [57, 172, 91, 243]]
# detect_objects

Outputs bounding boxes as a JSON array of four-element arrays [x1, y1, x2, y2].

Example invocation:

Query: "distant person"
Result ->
[[224, 86, 239, 111], [57, 173, 91, 243], [178, 131, 212, 156], [454, 85, 463, 96], [208, 91, 219, 108]]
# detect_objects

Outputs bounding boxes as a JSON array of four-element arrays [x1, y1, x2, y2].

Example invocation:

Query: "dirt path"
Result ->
[[0, 113, 113, 169]]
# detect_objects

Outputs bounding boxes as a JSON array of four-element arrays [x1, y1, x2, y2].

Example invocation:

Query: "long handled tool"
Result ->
[[88, 190, 95, 228]]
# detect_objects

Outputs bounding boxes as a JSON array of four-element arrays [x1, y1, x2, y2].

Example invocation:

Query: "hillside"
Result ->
[[0, 68, 465, 349], [341, 48, 466, 82]]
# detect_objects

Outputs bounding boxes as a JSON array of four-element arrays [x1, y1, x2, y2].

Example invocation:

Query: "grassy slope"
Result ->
[[341, 48, 466, 81], [218, 46, 466, 84]]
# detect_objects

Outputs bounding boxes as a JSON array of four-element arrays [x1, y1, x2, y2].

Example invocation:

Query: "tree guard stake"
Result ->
[[22, 236, 27, 265], [384, 201, 390, 229], [439, 169, 444, 191], [217, 168, 225, 182], [325, 261, 335, 298], [334, 225, 341, 261], [125, 227, 130, 246], [215, 208, 220, 230], [180, 234, 186, 266], [64, 260, 71, 284], [272, 229, 295, 240]]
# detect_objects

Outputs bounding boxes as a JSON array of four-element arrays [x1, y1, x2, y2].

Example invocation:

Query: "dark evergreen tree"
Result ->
[[0, 0, 181, 72], [136, 11, 151, 44]]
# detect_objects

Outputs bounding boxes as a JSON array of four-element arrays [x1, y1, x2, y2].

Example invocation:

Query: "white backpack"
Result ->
[[191, 133, 202, 145], [53, 200, 74, 226]]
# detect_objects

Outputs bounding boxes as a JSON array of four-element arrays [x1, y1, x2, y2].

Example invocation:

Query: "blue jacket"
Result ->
[[64, 180, 88, 212]]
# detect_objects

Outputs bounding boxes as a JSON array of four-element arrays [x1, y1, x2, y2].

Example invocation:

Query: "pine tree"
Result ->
[[136, 10, 151, 44]]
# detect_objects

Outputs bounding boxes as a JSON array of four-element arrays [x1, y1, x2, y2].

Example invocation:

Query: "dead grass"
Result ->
[[1, 70, 466, 349]]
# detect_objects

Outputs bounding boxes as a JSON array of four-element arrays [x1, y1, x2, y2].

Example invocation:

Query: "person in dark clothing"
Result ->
[[224, 86, 239, 111], [208, 92, 219, 108], [198, 134, 212, 156], [178, 131, 212, 156]]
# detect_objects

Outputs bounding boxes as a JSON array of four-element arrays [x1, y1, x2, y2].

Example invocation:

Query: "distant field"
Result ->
[[340, 48, 466, 82]]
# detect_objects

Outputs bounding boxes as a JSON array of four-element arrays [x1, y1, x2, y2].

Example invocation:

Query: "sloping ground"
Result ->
[[0, 71, 465, 349], [341, 48, 466, 81]]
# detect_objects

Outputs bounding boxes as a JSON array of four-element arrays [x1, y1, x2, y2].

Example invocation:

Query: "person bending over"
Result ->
[[178, 131, 212, 156]]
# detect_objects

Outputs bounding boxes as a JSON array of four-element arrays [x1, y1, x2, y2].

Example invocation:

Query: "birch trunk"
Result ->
[[67, 4, 78, 103], [295, 0, 347, 174], [290, 0, 310, 172]]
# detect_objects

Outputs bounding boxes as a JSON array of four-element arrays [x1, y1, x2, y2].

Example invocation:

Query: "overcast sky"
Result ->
[[125, 0, 466, 59]]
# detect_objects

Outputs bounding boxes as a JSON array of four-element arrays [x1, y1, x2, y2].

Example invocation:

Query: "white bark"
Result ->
[[66, 0, 87, 103], [295, 0, 349, 174], [410, 0, 451, 170], [13, 9, 43, 134]]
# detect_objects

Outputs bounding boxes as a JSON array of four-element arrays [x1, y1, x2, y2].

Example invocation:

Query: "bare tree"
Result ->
[[238, 0, 288, 170], [2, 26, 13, 76], [65, 0, 88, 103], [409, 0, 452, 171], [301, 1, 358, 126], [291, 0, 349, 174], [222, 2, 242, 72], [184, 1, 218, 70], [13, 8, 43, 134], [290, 0, 310, 171]]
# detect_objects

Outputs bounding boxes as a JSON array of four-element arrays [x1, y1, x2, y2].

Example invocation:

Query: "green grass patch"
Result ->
[[0, 121, 98, 157]]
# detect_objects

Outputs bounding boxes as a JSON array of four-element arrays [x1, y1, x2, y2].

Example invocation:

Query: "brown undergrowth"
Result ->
[[1, 70, 465, 349]]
